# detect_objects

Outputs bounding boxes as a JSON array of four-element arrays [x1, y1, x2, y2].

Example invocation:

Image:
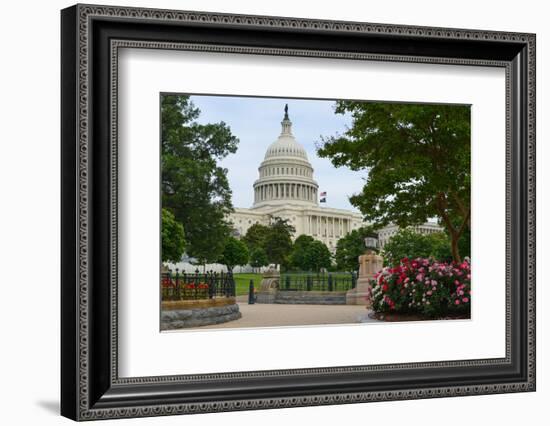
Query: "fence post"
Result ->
[[328, 274, 333, 292], [307, 275, 312, 291], [285, 275, 290, 290], [224, 271, 233, 297], [175, 268, 180, 300], [248, 280, 255, 304], [193, 269, 200, 299], [351, 271, 357, 289]]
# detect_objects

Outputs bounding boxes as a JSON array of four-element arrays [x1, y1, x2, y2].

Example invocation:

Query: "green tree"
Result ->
[[242, 223, 270, 251], [249, 247, 269, 272], [161, 208, 186, 263], [382, 229, 456, 266], [334, 226, 377, 271], [263, 217, 295, 269], [318, 102, 470, 262], [425, 232, 453, 263], [303, 240, 332, 272], [161, 95, 239, 267], [218, 237, 249, 272], [289, 234, 315, 270], [382, 229, 433, 266]]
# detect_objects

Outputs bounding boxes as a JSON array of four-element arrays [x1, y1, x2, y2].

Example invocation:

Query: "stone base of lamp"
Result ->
[[346, 280, 372, 306], [346, 251, 383, 306]]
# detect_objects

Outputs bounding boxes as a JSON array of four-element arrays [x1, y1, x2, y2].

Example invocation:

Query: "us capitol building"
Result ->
[[228, 106, 441, 252]]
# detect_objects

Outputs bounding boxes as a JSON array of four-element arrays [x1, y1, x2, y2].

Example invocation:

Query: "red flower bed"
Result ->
[[368, 257, 471, 318], [161, 277, 175, 288]]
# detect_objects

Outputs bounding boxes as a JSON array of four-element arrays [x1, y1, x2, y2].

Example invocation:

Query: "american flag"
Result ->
[[320, 191, 327, 196]]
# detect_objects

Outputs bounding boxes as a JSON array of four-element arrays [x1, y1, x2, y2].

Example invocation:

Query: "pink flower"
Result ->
[[426, 291, 432, 296], [462, 297, 469, 303], [416, 274, 424, 282], [455, 299, 461, 305]]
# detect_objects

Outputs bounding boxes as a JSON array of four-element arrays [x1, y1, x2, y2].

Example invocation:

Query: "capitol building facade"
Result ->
[[228, 106, 442, 252]]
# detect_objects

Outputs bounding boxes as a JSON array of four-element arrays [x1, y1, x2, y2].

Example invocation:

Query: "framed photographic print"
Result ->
[[61, 4, 536, 421]]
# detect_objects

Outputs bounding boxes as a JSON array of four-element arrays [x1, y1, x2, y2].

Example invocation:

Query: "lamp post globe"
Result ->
[[364, 236, 378, 251]]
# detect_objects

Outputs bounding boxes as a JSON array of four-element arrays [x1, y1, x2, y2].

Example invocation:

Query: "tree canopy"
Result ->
[[289, 235, 315, 270], [161, 208, 186, 263], [334, 226, 377, 271], [382, 228, 456, 266], [218, 237, 249, 272], [242, 223, 270, 251], [161, 95, 239, 265], [318, 102, 470, 262], [303, 240, 332, 272], [249, 247, 269, 272], [263, 217, 295, 269]]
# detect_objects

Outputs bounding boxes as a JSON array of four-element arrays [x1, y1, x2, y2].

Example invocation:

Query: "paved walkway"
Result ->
[[199, 301, 375, 329]]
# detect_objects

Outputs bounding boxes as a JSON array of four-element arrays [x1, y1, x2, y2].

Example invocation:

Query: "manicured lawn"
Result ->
[[233, 273, 263, 296], [232, 272, 355, 295]]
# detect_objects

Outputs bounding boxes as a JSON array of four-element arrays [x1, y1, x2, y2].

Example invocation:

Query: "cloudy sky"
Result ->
[[189, 95, 368, 212]]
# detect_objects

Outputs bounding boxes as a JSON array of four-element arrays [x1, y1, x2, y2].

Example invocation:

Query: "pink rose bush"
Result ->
[[368, 257, 471, 318]]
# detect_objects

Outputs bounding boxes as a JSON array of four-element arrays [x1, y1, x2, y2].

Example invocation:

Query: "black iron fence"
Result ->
[[161, 269, 236, 301], [279, 272, 356, 292]]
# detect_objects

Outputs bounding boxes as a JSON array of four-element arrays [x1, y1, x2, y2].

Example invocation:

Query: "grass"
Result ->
[[232, 271, 355, 296], [233, 273, 263, 296]]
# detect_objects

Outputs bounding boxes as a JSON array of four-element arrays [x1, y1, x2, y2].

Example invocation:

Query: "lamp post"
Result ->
[[364, 236, 378, 252], [346, 234, 383, 306]]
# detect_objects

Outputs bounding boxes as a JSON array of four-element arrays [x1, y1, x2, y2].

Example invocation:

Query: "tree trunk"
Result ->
[[450, 233, 461, 263]]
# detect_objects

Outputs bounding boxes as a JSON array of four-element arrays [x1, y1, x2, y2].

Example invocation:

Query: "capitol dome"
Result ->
[[252, 105, 319, 208], [264, 134, 309, 160]]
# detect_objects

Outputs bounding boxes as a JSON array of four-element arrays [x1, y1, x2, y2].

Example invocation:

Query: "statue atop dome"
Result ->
[[280, 104, 293, 136]]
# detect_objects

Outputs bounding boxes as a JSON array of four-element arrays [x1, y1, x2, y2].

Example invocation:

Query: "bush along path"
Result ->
[[368, 257, 471, 320]]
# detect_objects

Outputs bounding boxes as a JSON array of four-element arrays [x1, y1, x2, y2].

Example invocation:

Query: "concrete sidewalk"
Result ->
[[199, 302, 375, 329]]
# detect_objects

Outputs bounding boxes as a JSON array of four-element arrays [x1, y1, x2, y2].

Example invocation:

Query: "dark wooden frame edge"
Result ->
[[61, 3, 535, 421]]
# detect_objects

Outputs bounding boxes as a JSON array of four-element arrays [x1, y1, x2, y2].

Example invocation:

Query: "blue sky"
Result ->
[[189, 95, 367, 211]]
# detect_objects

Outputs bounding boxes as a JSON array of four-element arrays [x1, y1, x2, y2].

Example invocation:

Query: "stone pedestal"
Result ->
[[346, 251, 383, 306], [255, 268, 280, 304]]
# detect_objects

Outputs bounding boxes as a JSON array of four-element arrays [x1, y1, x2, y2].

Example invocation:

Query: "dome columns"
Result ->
[[254, 181, 318, 204]]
